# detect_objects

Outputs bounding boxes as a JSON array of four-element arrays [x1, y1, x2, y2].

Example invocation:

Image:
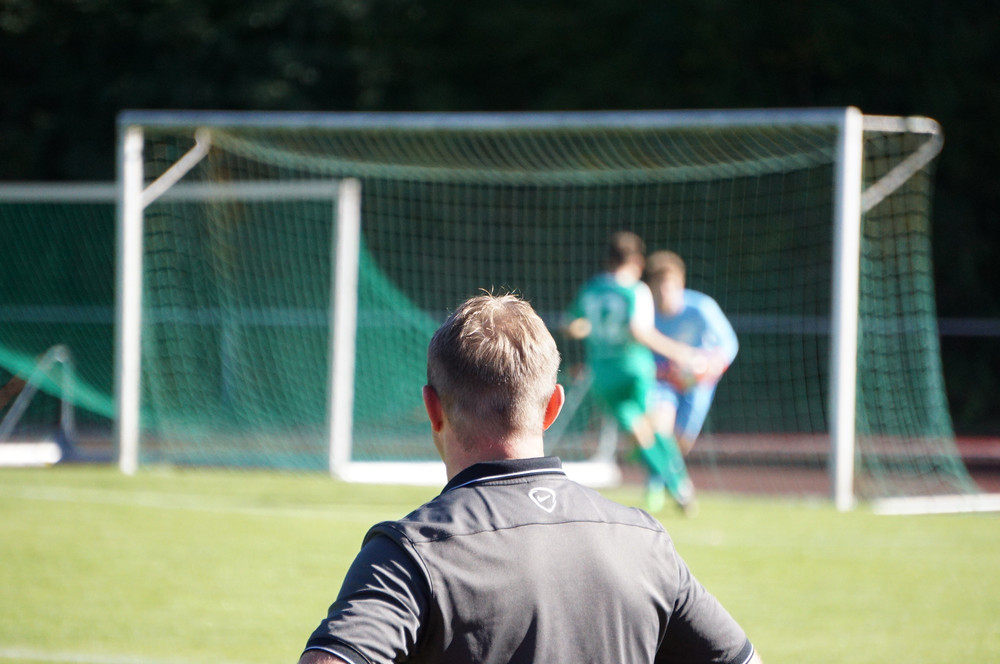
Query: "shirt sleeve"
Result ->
[[696, 293, 739, 364], [632, 281, 656, 332], [303, 533, 429, 664], [656, 552, 754, 664]]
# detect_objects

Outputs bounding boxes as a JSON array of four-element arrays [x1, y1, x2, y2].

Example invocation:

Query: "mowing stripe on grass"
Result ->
[[0, 646, 246, 664], [0, 484, 405, 524]]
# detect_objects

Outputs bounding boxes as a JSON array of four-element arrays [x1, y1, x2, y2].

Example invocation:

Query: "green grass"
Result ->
[[1, 465, 998, 664]]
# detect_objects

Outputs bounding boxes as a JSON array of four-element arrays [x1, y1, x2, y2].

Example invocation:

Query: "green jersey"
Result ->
[[568, 272, 656, 377]]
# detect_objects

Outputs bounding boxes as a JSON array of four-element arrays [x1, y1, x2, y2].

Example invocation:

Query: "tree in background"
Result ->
[[1, 0, 998, 431]]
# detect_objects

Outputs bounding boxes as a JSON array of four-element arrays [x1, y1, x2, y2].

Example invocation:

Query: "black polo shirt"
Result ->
[[305, 457, 754, 664]]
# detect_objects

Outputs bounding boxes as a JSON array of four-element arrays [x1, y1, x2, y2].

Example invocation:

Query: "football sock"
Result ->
[[637, 434, 694, 506], [644, 478, 667, 513]]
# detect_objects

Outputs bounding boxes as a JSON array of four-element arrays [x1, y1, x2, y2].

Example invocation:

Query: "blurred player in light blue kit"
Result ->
[[646, 250, 738, 459], [641, 250, 737, 512]]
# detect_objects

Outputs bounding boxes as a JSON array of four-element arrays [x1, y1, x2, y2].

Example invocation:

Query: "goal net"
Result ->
[[115, 108, 982, 507], [0, 184, 117, 464]]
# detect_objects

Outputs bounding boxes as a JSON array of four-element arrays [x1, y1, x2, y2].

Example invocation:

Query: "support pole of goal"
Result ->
[[116, 125, 212, 475], [830, 107, 864, 511], [116, 125, 145, 475], [328, 179, 362, 478]]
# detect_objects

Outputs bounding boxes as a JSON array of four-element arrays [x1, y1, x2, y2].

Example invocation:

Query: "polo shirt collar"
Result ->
[[442, 456, 564, 493]]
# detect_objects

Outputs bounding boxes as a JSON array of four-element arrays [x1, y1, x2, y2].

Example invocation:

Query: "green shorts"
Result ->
[[590, 361, 655, 434]]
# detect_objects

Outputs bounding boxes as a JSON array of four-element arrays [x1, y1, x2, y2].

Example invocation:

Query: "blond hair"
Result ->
[[427, 293, 560, 442], [645, 250, 686, 281]]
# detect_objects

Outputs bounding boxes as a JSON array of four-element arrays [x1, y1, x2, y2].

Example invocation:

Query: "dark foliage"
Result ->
[[2, 0, 997, 430]]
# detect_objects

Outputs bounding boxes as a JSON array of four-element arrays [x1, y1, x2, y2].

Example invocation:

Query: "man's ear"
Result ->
[[422, 384, 445, 433], [542, 383, 565, 431]]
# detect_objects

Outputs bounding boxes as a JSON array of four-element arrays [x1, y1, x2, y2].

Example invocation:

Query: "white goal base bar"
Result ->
[[0, 441, 63, 467], [334, 460, 622, 489], [563, 460, 622, 488], [335, 462, 447, 486], [871, 493, 1000, 515]]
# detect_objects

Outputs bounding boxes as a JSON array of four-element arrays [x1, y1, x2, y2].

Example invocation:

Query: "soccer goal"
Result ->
[[115, 108, 986, 510]]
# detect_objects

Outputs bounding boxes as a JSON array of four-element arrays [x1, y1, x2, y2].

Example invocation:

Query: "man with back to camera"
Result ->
[[298, 292, 762, 664]]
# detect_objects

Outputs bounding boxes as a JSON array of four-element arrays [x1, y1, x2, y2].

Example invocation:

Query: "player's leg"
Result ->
[[639, 433, 694, 513], [644, 382, 695, 511], [651, 382, 680, 450], [675, 382, 718, 455], [644, 385, 676, 511], [619, 404, 672, 512], [589, 371, 656, 468], [593, 368, 693, 512], [617, 403, 675, 512], [630, 381, 694, 512], [647, 431, 695, 511], [594, 375, 666, 498]]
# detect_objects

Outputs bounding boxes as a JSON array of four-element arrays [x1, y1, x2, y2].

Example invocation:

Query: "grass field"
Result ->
[[1, 464, 998, 664]]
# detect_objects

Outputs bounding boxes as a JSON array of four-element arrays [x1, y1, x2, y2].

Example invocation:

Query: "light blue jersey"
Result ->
[[653, 289, 737, 440], [654, 289, 737, 365]]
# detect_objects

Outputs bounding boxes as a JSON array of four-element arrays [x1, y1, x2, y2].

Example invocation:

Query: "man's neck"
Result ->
[[442, 433, 546, 480]]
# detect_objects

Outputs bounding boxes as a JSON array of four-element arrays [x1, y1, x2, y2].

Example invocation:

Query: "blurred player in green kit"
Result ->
[[565, 232, 700, 514]]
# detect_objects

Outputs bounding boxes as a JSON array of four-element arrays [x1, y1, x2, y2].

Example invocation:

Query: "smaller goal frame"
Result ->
[[116, 125, 362, 478]]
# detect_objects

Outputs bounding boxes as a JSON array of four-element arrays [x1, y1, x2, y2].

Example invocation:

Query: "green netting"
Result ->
[[0, 195, 116, 444], [1, 111, 977, 501], [854, 130, 975, 496], [137, 194, 438, 468]]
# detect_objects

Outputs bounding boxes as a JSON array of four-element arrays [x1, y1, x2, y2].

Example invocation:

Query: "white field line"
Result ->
[[0, 484, 406, 524], [0, 645, 246, 664], [871, 493, 1000, 515]]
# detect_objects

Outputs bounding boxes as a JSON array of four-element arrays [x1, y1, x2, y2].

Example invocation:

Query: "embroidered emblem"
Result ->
[[528, 487, 557, 513]]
